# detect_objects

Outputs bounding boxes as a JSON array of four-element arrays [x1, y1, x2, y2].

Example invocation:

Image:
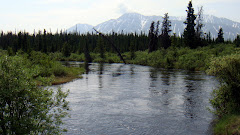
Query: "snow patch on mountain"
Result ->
[[67, 13, 240, 40]]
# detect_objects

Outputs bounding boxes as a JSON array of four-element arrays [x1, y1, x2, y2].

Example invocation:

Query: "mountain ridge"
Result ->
[[67, 12, 240, 40]]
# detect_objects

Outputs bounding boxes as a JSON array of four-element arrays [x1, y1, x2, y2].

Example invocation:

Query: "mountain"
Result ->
[[67, 24, 93, 33], [67, 13, 240, 40]]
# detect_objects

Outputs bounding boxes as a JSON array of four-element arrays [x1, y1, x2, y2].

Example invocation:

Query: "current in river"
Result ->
[[57, 62, 218, 135]]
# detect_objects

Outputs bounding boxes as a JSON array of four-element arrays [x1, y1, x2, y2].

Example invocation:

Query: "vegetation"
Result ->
[[216, 27, 225, 44], [183, 0, 197, 48], [0, 0, 239, 134], [213, 114, 240, 135], [160, 13, 172, 49], [0, 54, 70, 134], [207, 54, 240, 134]]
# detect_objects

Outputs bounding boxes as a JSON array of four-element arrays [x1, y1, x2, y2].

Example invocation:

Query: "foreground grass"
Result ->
[[214, 114, 240, 135]]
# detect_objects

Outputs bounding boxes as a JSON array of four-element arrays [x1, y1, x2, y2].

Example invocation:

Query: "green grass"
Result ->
[[214, 114, 240, 135]]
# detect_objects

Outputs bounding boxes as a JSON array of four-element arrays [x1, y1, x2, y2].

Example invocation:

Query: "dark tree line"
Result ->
[[0, 31, 149, 55]]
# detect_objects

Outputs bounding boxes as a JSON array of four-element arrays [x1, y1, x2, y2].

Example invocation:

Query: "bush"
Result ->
[[176, 50, 209, 70], [68, 53, 84, 61], [27, 51, 69, 77], [0, 55, 69, 134], [207, 54, 240, 116]]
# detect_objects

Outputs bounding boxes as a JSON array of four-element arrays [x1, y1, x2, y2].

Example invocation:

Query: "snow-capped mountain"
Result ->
[[67, 24, 93, 33], [67, 13, 240, 40]]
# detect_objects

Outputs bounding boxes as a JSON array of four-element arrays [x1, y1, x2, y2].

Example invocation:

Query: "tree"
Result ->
[[83, 38, 92, 63], [129, 40, 135, 59], [0, 55, 69, 134], [183, 0, 197, 48], [43, 29, 47, 53], [206, 31, 212, 44], [216, 27, 224, 43], [148, 21, 160, 53], [96, 36, 105, 59], [160, 13, 172, 49], [234, 35, 240, 47], [62, 42, 71, 57], [196, 6, 204, 39]]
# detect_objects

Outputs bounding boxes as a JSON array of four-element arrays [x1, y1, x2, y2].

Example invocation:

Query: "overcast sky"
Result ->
[[0, 0, 239, 33]]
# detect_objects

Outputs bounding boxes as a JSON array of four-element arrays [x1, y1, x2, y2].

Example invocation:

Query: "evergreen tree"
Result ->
[[17, 32, 22, 51], [234, 35, 240, 47], [129, 40, 135, 60], [83, 39, 92, 63], [62, 42, 71, 57], [206, 31, 212, 44], [148, 21, 156, 53], [196, 6, 204, 39], [216, 27, 224, 43], [183, 0, 197, 48], [43, 29, 47, 53], [195, 6, 204, 46], [160, 13, 172, 49], [96, 36, 105, 59], [171, 33, 178, 47]]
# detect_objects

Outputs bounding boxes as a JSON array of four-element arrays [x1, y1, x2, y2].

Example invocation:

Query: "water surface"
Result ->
[[58, 63, 218, 135]]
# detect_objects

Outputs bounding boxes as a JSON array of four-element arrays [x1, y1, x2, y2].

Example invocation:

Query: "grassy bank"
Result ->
[[54, 43, 238, 71], [207, 54, 240, 134], [52, 67, 85, 85], [213, 114, 240, 135], [1, 50, 85, 85]]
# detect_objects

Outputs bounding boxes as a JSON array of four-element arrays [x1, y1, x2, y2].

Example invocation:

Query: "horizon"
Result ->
[[0, 0, 239, 33]]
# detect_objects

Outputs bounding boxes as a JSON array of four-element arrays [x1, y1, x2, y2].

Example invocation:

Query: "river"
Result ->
[[57, 62, 218, 135]]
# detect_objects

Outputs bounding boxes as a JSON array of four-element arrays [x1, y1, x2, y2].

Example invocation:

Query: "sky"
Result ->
[[0, 0, 239, 33]]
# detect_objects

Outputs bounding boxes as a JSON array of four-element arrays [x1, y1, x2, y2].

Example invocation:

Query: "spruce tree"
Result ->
[[234, 35, 240, 47], [160, 13, 172, 49], [129, 40, 135, 60], [195, 6, 204, 46], [62, 42, 71, 57], [183, 0, 196, 48], [43, 29, 47, 53], [96, 36, 105, 59], [83, 39, 92, 63], [148, 21, 159, 53], [216, 27, 224, 43], [196, 6, 204, 39], [148, 21, 156, 53]]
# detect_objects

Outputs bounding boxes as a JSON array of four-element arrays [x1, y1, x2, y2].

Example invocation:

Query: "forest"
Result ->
[[0, 0, 240, 134]]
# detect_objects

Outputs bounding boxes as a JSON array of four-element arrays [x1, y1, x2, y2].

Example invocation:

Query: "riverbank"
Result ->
[[54, 43, 237, 71], [207, 54, 240, 135], [51, 67, 85, 85], [213, 114, 240, 134]]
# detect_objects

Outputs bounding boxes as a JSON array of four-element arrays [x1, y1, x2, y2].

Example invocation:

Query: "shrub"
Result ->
[[207, 54, 240, 116], [0, 55, 69, 134]]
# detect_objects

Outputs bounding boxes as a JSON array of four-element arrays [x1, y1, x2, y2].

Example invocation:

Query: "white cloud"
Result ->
[[117, 3, 131, 14]]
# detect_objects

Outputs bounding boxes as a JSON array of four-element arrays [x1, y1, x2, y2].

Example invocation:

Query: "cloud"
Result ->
[[117, 3, 130, 14]]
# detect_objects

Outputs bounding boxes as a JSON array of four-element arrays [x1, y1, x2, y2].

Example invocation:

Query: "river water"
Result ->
[[58, 62, 218, 135]]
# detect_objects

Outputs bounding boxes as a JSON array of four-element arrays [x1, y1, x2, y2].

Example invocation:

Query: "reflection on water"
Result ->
[[57, 63, 218, 135]]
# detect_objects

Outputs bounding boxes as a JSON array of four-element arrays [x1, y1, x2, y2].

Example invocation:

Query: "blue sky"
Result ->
[[0, 0, 239, 33]]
